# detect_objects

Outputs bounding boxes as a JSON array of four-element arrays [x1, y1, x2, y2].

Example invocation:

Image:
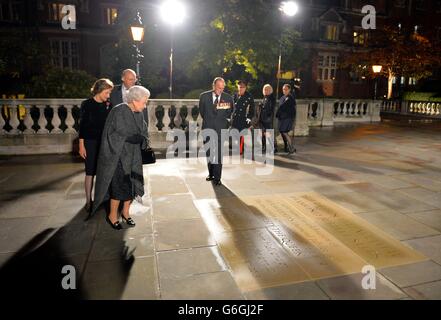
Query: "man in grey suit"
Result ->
[[199, 77, 234, 186]]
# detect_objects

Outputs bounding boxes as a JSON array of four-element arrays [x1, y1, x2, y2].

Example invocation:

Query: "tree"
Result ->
[[28, 67, 96, 98], [105, 0, 304, 98], [0, 30, 48, 94], [343, 22, 441, 99]]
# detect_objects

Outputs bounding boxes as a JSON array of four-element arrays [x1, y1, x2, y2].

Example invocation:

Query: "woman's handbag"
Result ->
[[141, 148, 156, 164]]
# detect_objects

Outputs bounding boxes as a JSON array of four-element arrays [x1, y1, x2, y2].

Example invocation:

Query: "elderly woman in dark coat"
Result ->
[[276, 84, 296, 154], [91, 86, 150, 230]]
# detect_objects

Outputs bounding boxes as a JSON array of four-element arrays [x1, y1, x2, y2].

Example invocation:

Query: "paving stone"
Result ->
[[244, 281, 330, 300], [160, 271, 243, 300], [408, 210, 441, 232], [153, 195, 201, 222], [154, 219, 216, 251], [316, 273, 407, 300], [358, 210, 440, 240], [405, 235, 441, 264], [157, 246, 227, 280], [81, 256, 158, 300], [380, 260, 441, 288], [89, 233, 154, 262], [403, 280, 441, 300]]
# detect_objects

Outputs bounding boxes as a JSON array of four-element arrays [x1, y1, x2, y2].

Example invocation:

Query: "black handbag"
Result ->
[[141, 148, 156, 164]]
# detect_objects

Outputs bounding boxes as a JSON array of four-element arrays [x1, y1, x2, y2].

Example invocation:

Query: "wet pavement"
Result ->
[[1, 119, 441, 300]]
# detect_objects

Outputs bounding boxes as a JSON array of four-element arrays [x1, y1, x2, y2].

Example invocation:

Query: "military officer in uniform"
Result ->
[[199, 77, 234, 186], [232, 80, 255, 155]]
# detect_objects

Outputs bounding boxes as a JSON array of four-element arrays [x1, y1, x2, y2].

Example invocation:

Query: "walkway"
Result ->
[[1, 120, 441, 300]]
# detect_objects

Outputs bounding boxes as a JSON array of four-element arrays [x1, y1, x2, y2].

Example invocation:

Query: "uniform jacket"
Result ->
[[232, 91, 255, 131], [199, 90, 234, 133]]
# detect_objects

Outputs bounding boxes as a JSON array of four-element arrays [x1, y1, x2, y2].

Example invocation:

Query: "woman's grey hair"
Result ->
[[127, 85, 151, 103]]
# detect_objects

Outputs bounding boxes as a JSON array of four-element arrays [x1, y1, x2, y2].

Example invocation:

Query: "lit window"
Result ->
[[353, 30, 368, 45], [321, 24, 339, 41], [50, 39, 80, 69], [49, 2, 65, 22], [104, 7, 118, 25], [317, 53, 338, 81]]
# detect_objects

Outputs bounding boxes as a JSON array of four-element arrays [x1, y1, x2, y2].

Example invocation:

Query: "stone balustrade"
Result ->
[[0, 98, 381, 155], [381, 100, 441, 118]]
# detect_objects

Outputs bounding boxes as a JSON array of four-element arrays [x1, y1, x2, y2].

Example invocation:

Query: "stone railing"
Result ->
[[305, 99, 381, 127], [0, 98, 381, 155], [381, 100, 441, 118]]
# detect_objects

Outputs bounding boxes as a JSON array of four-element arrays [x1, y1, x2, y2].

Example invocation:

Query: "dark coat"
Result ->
[[199, 90, 234, 133], [232, 91, 255, 131], [91, 104, 149, 215], [109, 84, 123, 106], [257, 94, 275, 129], [276, 93, 296, 120]]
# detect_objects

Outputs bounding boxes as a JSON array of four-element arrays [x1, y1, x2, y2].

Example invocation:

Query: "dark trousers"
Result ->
[[204, 135, 223, 180]]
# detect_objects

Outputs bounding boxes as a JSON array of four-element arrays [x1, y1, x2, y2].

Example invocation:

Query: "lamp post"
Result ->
[[161, 0, 186, 99], [130, 10, 145, 84], [276, 1, 299, 100], [372, 65, 382, 100]]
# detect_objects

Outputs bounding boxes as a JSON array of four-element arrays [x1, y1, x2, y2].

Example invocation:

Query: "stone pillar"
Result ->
[[370, 101, 381, 122], [322, 99, 335, 126], [294, 104, 309, 136]]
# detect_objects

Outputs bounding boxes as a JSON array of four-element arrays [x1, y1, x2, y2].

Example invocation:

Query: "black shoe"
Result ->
[[213, 179, 222, 186], [106, 216, 122, 230], [206, 176, 215, 181], [122, 215, 136, 227]]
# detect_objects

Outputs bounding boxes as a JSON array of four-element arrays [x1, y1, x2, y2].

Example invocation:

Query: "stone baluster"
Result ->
[[147, 104, 159, 133], [37, 105, 49, 134], [0, 107, 6, 134], [51, 105, 62, 133], [23, 105, 35, 134], [7, 105, 20, 135], [174, 101, 183, 129], [162, 104, 171, 132], [64, 105, 76, 133]]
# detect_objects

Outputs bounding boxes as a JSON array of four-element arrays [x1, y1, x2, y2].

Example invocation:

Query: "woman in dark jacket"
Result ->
[[276, 84, 296, 154], [256, 84, 275, 152], [79, 78, 114, 212]]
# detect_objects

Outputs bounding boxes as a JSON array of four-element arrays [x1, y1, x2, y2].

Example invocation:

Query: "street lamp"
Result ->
[[372, 65, 382, 100], [276, 1, 299, 101], [160, 0, 186, 99], [130, 10, 145, 84]]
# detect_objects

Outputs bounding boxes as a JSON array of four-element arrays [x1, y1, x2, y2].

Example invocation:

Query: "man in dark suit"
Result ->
[[199, 77, 234, 186], [110, 69, 137, 106], [110, 68, 149, 121]]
